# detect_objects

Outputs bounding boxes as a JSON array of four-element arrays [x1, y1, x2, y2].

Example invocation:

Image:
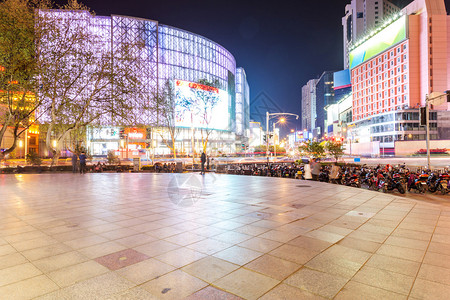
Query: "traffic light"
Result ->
[[419, 107, 426, 126], [241, 143, 245, 150], [263, 135, 267, 143], [119, 128, 125, 139]]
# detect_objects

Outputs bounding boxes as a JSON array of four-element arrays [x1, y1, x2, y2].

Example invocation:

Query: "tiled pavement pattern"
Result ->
[[0, 173, 449, 299]]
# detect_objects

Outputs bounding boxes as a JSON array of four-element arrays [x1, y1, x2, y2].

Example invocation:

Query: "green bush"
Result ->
[[26, 152, 42, 165]]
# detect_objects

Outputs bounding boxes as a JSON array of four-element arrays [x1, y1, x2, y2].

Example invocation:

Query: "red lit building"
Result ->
[[347, 0, 450, 155]]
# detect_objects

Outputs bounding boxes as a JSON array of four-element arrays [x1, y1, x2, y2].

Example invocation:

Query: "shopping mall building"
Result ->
[[347, 0, 450, 156], [37, 11, 250, 158]]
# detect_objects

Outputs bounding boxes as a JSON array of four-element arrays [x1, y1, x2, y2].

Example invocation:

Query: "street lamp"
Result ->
[[266, 112, 299, 161], [273, 118, 285, 158]]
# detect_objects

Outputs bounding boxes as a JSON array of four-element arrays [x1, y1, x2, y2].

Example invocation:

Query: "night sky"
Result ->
[[69, 0, 448, 130]]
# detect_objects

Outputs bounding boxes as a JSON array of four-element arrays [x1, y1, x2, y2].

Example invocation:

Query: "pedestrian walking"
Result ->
[[330, 163, 340, 184], [201, 152, 206, 175], [71, 153, 78, 173], [304, 163, 312, 180], [207, 157, 210, 170], [311, 158, 321, 181], [79, 152, 87, 174]]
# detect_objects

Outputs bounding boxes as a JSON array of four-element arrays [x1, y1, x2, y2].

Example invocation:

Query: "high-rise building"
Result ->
[[315, 71, 336, 137], [343, 0, 399, 68], [348, 0, 450, 155], [236, 68, 250, 138], [301, 79, 318, 132]]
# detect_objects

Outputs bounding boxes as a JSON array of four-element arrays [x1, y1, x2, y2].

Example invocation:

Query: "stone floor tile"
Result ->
[[287, 235, 333, 252], [284, 267, 349, 298], [141, 269, 208, 299], [78, 241, 127, 259], [335, 280, 407, 300], [99, 228, 141, 240], [423, 251, 450, 269], [115, 258, 175, 285], [0, 244, 16, 257], [0, 263, 42, 286], [94, 248, 149, 271], [348, 229, 388, 243], [21, 243, 73, 261], [134, 240, 180, 257], [4, 230, 48, 244], [0, 274, 59, 300], [417, 263, 450, 285], [352, 265, 415, 295], [106, 286, 158, 300], [211, 231, 253, 244], [269, 244, 319, 265], [319, 224, 353, 236], [51, 229, 95, 242], [182, 256, 239, 283], [184, 286, 243, 300], [337, 236, 381, 253], [258, 230, 299, 243], [0, 252, 28, 270], [244, 254, 300, 280], [186, 238, 234, 255], [214, 268, 279, 300], [305, 253, 363, 279], [238, 237, 282, 253], [303, 230, 345, 244], [213, 245, 263, 266], [33, 250, 89, 273], [86, 223, 122, 234], [427, 241, 450, 255], [234, 224, 271, 236], [259, 283, 326, 300], [376, 244, 425, 262], [392, 228, 432, 241], [164, 232, 206, 246], [409, 278, 450, 300], [191, 226, 227, 238], [114, 233, 158, 248], [9, 236, 59, 252], [155, 247, 207, 268], [385, 236, 429, 251], [47, 260, 109, 287], [39, 272, 136, 299], [365, 254, 421, 277]]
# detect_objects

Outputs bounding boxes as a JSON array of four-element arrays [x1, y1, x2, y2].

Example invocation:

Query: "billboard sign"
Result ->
[[174, 80, 229, 131], [349, 15, 407, 69], [333, 69, 351, 90]]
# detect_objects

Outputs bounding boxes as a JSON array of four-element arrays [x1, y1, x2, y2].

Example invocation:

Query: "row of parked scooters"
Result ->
[[318, 164, 450, 195]]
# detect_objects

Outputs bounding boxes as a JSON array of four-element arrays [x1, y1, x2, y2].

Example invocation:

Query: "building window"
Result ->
[[357, 12, 364, 18]]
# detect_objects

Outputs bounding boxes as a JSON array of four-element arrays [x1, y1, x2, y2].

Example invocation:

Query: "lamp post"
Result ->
[[273, 118, 285, 158], [266, 112, 299, 162]]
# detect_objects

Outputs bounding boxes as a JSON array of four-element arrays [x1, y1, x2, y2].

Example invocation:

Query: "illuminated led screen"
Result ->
[[333, 69, 351, 90], [349, 15, 407, 69], [174, 80, 229, 130]]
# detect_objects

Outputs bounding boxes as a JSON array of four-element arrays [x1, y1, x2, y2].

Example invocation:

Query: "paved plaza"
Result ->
[[0, 173, 450, 299]]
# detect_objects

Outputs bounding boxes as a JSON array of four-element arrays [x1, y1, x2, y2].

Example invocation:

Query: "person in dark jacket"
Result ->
[[201, 152, 206, 175], [71, 153, 78, 173], [79, 152, 87, 174]]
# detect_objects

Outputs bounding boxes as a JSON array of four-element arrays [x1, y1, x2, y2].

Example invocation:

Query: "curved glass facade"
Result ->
[[41, 11, 248, 156], [158, 25, 236, 91]]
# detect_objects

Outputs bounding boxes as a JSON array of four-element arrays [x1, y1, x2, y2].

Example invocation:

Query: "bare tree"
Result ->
[[37, 1, 143, 165], [0, 0, 49, 159], [154, 80, 180, 158]]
